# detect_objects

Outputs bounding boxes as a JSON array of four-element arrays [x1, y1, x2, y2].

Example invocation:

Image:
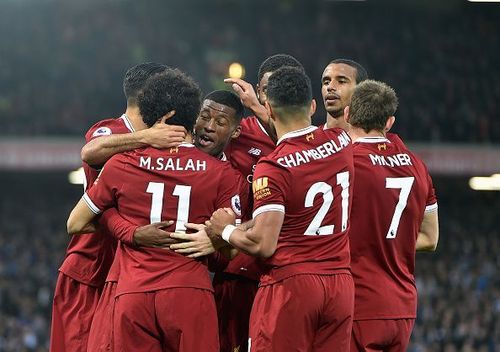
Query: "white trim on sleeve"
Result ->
[[425, 203, 438, 213], [253, 204, 285, 219], [83, 193, 102, 215]]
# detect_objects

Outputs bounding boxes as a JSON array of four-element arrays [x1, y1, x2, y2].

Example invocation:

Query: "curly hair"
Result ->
[[138, 68, 202, 131], [267, 66, 312, 109], [257, 54, 304, 84]]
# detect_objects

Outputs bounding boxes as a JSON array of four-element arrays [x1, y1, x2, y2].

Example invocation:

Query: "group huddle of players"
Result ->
[[51, 54, 439, 352]]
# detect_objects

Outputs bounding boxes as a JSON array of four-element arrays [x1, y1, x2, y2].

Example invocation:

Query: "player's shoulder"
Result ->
[[240, 115, 259, 129], [85, 115, 133, 140], [240, 115, 269, 135], [386, 132, 406, 148], [353, 136, 397, 151], [321, 126, 349, 138]]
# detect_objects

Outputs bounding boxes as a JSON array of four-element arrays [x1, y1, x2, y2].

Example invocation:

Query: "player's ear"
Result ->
[[385, 116, 396, 132], [344, 105, 350, 123], [158, 110, 176, 124], [265, 101, 275, 121], [309, 99, 317, 118], [231, 125, 242, 139]]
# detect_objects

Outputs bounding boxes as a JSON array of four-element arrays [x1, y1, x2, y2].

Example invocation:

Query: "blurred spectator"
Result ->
[[0, 174, 69, 351]]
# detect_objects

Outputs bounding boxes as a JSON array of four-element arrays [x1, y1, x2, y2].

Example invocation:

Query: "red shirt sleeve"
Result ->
[[215, 165, 246, 217], [83, 155, 125, 214], [99, 208, 136, 246], [85, 121, 116, 143], [252, 159, 289, 218], [425, 171, 438, 212]]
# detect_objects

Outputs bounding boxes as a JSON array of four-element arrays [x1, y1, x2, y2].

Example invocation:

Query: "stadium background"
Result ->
[[0, 0, 498, 350]]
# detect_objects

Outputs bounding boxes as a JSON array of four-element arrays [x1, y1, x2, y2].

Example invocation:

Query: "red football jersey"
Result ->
[[59, 114, 134, 286], [222, 116, 275, 279], [252, 126, 354, 285], [349, 136, 437, 320], [225, 116, 275, 185], [83, 143, 244, 295]]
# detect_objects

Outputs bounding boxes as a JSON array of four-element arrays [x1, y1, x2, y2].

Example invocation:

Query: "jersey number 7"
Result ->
[[385, 177, 414, 239]]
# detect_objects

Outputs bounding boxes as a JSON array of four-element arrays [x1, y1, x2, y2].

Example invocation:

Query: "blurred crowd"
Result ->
[[0, 175, 498, 351], [0, 175, 69, 351], [0, 0, 499, 142], [409, 182, 500, 351]]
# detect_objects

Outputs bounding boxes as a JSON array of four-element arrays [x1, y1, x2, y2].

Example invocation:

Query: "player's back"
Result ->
[[95, 143, 242, 295], [350, 136, 437, 319], [253, 126, 354, 285], [60, 115, 133, 286]]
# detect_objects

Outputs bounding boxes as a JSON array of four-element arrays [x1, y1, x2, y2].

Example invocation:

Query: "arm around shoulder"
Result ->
[[81, 131, 148, 167]]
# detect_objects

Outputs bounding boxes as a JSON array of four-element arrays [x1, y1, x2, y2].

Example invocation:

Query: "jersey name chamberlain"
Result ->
[[277, 131, 350, 168]]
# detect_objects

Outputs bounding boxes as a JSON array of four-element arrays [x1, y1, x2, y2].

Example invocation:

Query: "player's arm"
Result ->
[[99, 208, 178, 247], [416, 208, 439, 252], [206, 208, 283, 259], [224, 78, 269, 123], [67, 197, 99, 235], [82, 115, 186, 167], [68, 155, 122, 235]]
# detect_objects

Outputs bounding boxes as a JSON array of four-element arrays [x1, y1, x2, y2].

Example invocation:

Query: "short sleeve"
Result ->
[[85, 121, 115, 143], [424, 171, 438, 213], [216, 165, 245, 219], [236, 173, 251, 222], [252, 159, 289, 218], [83, 155, 125, 214]]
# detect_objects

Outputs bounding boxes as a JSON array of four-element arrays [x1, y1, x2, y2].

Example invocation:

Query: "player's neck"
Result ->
[[124, 105, 148, 131], [275, 118, 311, 141], [349, 127, 385, 142], [326, 113, 350, 131], [183, 132, 193, 144]]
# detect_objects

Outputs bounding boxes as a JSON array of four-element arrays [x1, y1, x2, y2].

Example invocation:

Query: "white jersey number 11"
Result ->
[[146, 182, 191, 232]]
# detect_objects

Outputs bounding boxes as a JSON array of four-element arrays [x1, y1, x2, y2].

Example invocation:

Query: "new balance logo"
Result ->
[[248, 147, 262, 156]]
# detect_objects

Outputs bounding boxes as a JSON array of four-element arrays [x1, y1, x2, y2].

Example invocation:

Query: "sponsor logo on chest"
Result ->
[[247, 147, 262, 156]]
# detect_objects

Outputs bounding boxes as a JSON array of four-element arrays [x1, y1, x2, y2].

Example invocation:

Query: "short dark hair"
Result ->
[[138, 68, 202, 131], [349, 80, 399, 133], [123, 62, 169, 104], [257, 54, 305, 84], [330, 59, 368, 83], [204, 90, 244, 125], [267, 66, 312, 112]]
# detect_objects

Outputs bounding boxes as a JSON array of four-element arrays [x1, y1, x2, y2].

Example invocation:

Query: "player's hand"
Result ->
[[169, 223, 216, 258], [141, 112, 186, 149], [206, 208, 236, 238], [133, 221, 179, 248], [224, 78, 265, 113]]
